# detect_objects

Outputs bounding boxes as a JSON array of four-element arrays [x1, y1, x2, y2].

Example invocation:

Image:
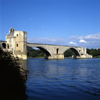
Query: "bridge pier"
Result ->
[[45, 54, 64, 60], [72, 54, 92, 59], [0, 28, 93, 60]]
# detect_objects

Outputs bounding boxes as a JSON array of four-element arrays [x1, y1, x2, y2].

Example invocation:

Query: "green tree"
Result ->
[[27, 49, 45, 57], [87, 48, 100, 57], [64, 49, 73, 57], [0, 47, 27, 99]]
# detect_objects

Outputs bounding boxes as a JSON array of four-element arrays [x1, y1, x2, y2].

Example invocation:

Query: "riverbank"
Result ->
[[93, 55, 100, 58], [0, 49, 27, 99], [28, 56, 100, 59], [28, 57, 44, 58]]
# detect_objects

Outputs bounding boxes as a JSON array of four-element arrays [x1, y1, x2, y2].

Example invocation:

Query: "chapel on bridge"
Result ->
[[6, 27, 27, 59]]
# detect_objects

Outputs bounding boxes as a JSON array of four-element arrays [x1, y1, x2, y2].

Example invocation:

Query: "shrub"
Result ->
[[0, 48, 27, 100]]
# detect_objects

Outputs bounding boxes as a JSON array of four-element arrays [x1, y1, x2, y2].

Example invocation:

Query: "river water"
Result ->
[[25, 58, 100, 100]]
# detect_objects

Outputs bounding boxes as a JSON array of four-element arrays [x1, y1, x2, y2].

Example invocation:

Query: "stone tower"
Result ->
[[6, 28, 27, 60]]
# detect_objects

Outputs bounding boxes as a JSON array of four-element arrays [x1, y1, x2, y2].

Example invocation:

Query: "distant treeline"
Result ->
[[27, 48, 100, 58], [87, 48, 100, 57], [27, 49, 45, 57]]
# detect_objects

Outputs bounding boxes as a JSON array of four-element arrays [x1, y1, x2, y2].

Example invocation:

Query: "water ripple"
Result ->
[[26, 58, 100, 100]]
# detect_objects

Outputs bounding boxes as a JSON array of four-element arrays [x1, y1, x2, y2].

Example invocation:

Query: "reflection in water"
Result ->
[[25, 58, 100, 100], [18, 60, 27, 70], [1, 60, 28, 100]]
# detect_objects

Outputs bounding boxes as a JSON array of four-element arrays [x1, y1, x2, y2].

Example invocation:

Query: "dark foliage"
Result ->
[[27, 48, 100, 58], [0, 48, 27, 100], [27, 49, 45, 57], [64, 49, 74, 57], [87, 48, 100, 57], [64, 48, 100, 57]]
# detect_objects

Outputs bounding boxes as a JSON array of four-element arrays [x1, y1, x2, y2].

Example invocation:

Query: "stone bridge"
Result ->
[[0, 27, 92, 60], [0, 41, 92, 59], [0, 41, 6, 50], [27, 43, 92, 59], [0, 41, 6, 46]]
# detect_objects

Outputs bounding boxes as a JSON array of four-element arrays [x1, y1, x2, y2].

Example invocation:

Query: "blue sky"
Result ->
[[0, 0, 100, 48]]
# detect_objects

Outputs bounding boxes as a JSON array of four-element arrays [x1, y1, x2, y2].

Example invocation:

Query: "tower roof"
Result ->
[[9, 27, 15, 33]]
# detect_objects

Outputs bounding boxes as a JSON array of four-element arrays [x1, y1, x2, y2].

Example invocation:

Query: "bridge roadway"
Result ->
[[27, 43, 92, 59], [0, 41, 6, 44], [0, 41, 92, 59]]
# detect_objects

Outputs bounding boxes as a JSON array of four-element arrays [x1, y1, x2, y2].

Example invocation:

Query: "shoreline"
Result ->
[[28, 56, 100, 58]]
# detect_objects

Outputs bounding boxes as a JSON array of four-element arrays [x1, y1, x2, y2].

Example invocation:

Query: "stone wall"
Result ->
[[6, 28, 27, 60]]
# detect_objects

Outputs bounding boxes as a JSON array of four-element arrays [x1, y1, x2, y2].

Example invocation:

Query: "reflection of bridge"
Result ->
[[0, 28, 92, 60]]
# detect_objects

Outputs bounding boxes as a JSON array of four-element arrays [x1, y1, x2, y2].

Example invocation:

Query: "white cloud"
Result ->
[[27, 37, 67, 45], [85, 33, 100, 39], [68, 33, 100, 40], [69, 42, 77, 45], [68, 33, 100, 48], [27, 33, 100, 48], [79, 39, 87, 43]]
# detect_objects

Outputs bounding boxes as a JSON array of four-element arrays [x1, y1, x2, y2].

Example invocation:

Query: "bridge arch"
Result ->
[[63, 47, 80, 56], [0, 43, 6, 49], [27, 45, 52, 57], [36, 46, 52, 56]]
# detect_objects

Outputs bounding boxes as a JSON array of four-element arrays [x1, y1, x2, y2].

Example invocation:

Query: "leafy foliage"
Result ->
[[87, 48, 100, 57], [27, 48, 100, 58], [64, 48, 100, 58], [0, 48, 27, 99], [64, 49, 74, 57], [27, 49, 45, 57]]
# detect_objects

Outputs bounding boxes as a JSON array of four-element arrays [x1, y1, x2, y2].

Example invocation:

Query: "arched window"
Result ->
[[2, 43, 6, 48], [57, 48, 59, 54], [17, 44, 18, 47]]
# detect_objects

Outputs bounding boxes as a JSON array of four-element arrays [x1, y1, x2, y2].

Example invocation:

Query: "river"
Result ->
[[24, 58, 100, 100]]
